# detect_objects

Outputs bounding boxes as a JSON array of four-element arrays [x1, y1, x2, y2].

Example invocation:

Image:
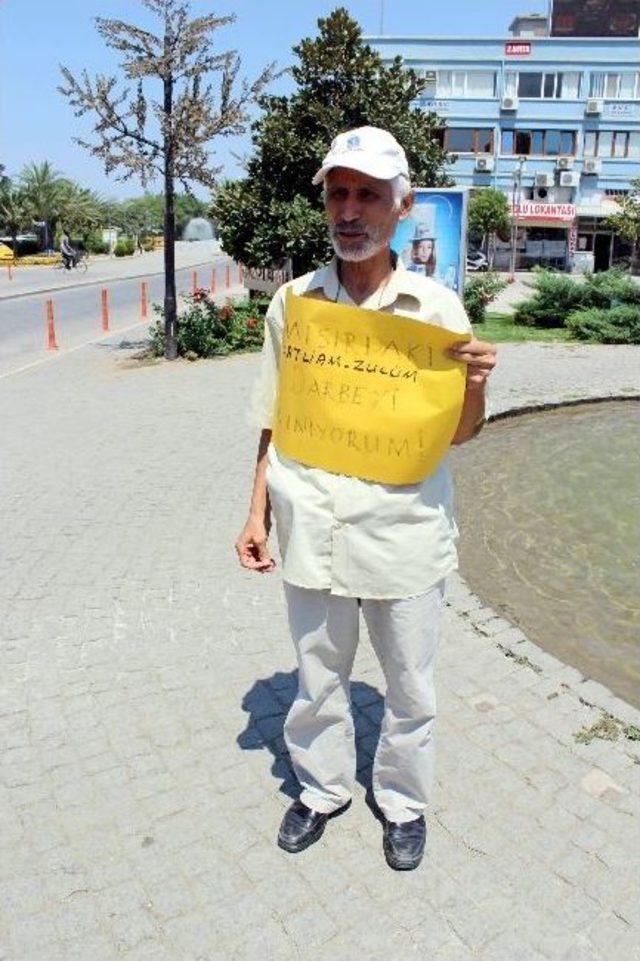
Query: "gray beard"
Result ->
[[329, 225, 388, 263]]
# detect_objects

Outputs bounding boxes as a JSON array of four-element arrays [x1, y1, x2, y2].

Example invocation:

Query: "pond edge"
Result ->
[[448, 391, 640, 748]]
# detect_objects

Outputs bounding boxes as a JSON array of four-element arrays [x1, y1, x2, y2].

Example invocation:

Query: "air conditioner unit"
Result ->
[[585, 99, 603, 115], [559, 171, 580, 187], [475, 155, 495, 172], [534, 187, 551, 200], [535, 172, 554, 188], [423, 70, 437, 82], [556, 156, 574, 170], [501, 95, 519, 111], [582, 158, 602, 175]]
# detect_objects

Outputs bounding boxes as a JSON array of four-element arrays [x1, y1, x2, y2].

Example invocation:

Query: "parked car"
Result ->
[[466, 248, 489, 271]]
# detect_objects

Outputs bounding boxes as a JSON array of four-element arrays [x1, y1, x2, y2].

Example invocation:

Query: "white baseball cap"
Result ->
[[312, 126, 409, 185]]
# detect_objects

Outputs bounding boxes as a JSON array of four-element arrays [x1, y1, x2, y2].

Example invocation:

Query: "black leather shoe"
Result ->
[[278, 799, 351, 853], [383, 814, 426, 870], [277, 800, 330, 853]]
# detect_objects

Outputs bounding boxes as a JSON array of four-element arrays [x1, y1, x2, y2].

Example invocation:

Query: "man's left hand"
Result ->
[[447, 338, 497, 388]]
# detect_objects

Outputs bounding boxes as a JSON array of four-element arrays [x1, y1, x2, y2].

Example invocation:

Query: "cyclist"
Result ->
[[60, 232, 78, 270]]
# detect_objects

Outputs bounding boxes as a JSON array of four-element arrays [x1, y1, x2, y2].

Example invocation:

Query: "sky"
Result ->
[[0, 0, 537, 199]]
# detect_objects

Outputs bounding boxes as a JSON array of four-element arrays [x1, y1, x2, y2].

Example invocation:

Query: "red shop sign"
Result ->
[[511, 201, 576, 222], [505, 41, 531, 56]]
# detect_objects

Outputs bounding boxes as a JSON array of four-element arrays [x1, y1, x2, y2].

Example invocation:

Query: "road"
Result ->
[[0, 253, 240, 377]]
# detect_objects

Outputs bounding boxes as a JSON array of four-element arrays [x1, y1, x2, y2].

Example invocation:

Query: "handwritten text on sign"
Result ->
[[271, 291, 469, 484]]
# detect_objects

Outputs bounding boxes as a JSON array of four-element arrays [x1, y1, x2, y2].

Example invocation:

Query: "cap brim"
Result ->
[[312, 156, 406, 185]]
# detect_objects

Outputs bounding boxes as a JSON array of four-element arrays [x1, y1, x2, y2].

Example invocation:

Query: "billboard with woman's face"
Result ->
[[391, 188, 469, 296]]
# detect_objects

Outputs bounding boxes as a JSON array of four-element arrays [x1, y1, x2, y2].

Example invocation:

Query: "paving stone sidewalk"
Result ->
[[0, 337, 639, 961]]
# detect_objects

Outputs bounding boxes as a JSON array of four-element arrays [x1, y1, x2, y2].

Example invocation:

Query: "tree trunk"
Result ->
[[163, 25, 178, 361], [631, 237, 639, 276], [488, 231, 496, 269]]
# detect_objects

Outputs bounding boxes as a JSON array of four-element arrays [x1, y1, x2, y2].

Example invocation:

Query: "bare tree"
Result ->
[[59, 0, 274, 359]]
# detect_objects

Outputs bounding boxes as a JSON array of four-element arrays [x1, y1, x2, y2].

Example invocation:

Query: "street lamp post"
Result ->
[[509, 156, 526, 282]]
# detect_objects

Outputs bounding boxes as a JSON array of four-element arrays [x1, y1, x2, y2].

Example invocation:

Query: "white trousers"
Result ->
[[282, 579, 445, 824]]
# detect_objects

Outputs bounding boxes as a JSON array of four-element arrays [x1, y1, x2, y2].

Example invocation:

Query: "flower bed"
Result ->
[[149, 289, 269, 358]]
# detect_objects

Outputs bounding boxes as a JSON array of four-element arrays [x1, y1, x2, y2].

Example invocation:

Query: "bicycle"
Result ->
[[53, 250, 89, 274]]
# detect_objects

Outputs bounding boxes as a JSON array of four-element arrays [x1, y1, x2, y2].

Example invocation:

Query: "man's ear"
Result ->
[[398, 189, 415, 222]]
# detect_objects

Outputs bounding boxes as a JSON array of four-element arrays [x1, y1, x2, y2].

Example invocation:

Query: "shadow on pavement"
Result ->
[[237, 670, 385, 817], [99, 338, 151, 351]]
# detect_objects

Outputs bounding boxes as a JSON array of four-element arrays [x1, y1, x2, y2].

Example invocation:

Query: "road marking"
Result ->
[[0, 319, 150, 381], [0, 255, 230, 302], [0, 283, 247, 381]]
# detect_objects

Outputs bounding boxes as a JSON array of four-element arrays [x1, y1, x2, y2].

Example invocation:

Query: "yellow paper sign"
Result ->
[[271, 289, 470, 485]]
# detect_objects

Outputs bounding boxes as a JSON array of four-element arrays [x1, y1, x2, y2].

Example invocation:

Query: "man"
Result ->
[[60, 232, 77, 270], [236, 126, 496, 871]]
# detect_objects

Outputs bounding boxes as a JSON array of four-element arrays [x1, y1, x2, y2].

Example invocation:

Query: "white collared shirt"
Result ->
[[248, 257, 474, 599]]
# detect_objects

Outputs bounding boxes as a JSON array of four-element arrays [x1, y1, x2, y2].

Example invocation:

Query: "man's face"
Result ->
[[324, 167, 412, 262]]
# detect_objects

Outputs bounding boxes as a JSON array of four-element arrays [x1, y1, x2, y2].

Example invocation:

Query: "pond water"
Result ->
[[450, 400, 640, 708]]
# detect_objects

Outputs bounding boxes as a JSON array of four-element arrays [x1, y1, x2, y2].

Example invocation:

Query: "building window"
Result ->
[[502, 129, 576, 156], [613, 131, 627, 158], [413, 68, 437, 95], [507, 71, 581, 99], [476, 128, 494, 152], [619, 73, 640, 99], [590, 72, 640, 100], [561, 73, 581, 98], [466, 71, 495, 97], [518, 72, 544, 97], [445, 128, 494, 152], [583, 130, 639, 158], [437, 70, 496, 97]]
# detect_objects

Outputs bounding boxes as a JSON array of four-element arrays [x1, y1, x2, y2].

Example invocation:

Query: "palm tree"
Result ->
[[19, 161, 68, 250], [0, 187, 32, 260], [58, 183, 105, 243]]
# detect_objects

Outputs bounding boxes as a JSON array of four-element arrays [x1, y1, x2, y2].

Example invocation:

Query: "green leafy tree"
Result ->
[[105, 192, 208, 246], [212, 7, 451, 275], [605, 176, 640, 274], [105, 195, 164, 243], [467, 188, 511, 268], [59, 0, 274, 360]]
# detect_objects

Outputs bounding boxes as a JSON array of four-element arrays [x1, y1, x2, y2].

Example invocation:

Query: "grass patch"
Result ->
[[574, 711, 640, 745], [474, 312, 573, 343]]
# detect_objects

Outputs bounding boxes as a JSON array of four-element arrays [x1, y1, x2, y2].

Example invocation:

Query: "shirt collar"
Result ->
[[307, 251, 421, 310]]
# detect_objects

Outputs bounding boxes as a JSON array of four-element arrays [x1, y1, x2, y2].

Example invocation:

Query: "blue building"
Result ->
[[370, 13, 640, 271]]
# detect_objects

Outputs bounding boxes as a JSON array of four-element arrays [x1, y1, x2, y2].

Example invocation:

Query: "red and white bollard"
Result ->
[[101, 288, 110, 331], [46, 299, 58, 351]]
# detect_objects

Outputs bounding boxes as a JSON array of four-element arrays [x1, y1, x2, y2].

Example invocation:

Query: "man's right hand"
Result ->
[[235, 517, 276, 573]]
